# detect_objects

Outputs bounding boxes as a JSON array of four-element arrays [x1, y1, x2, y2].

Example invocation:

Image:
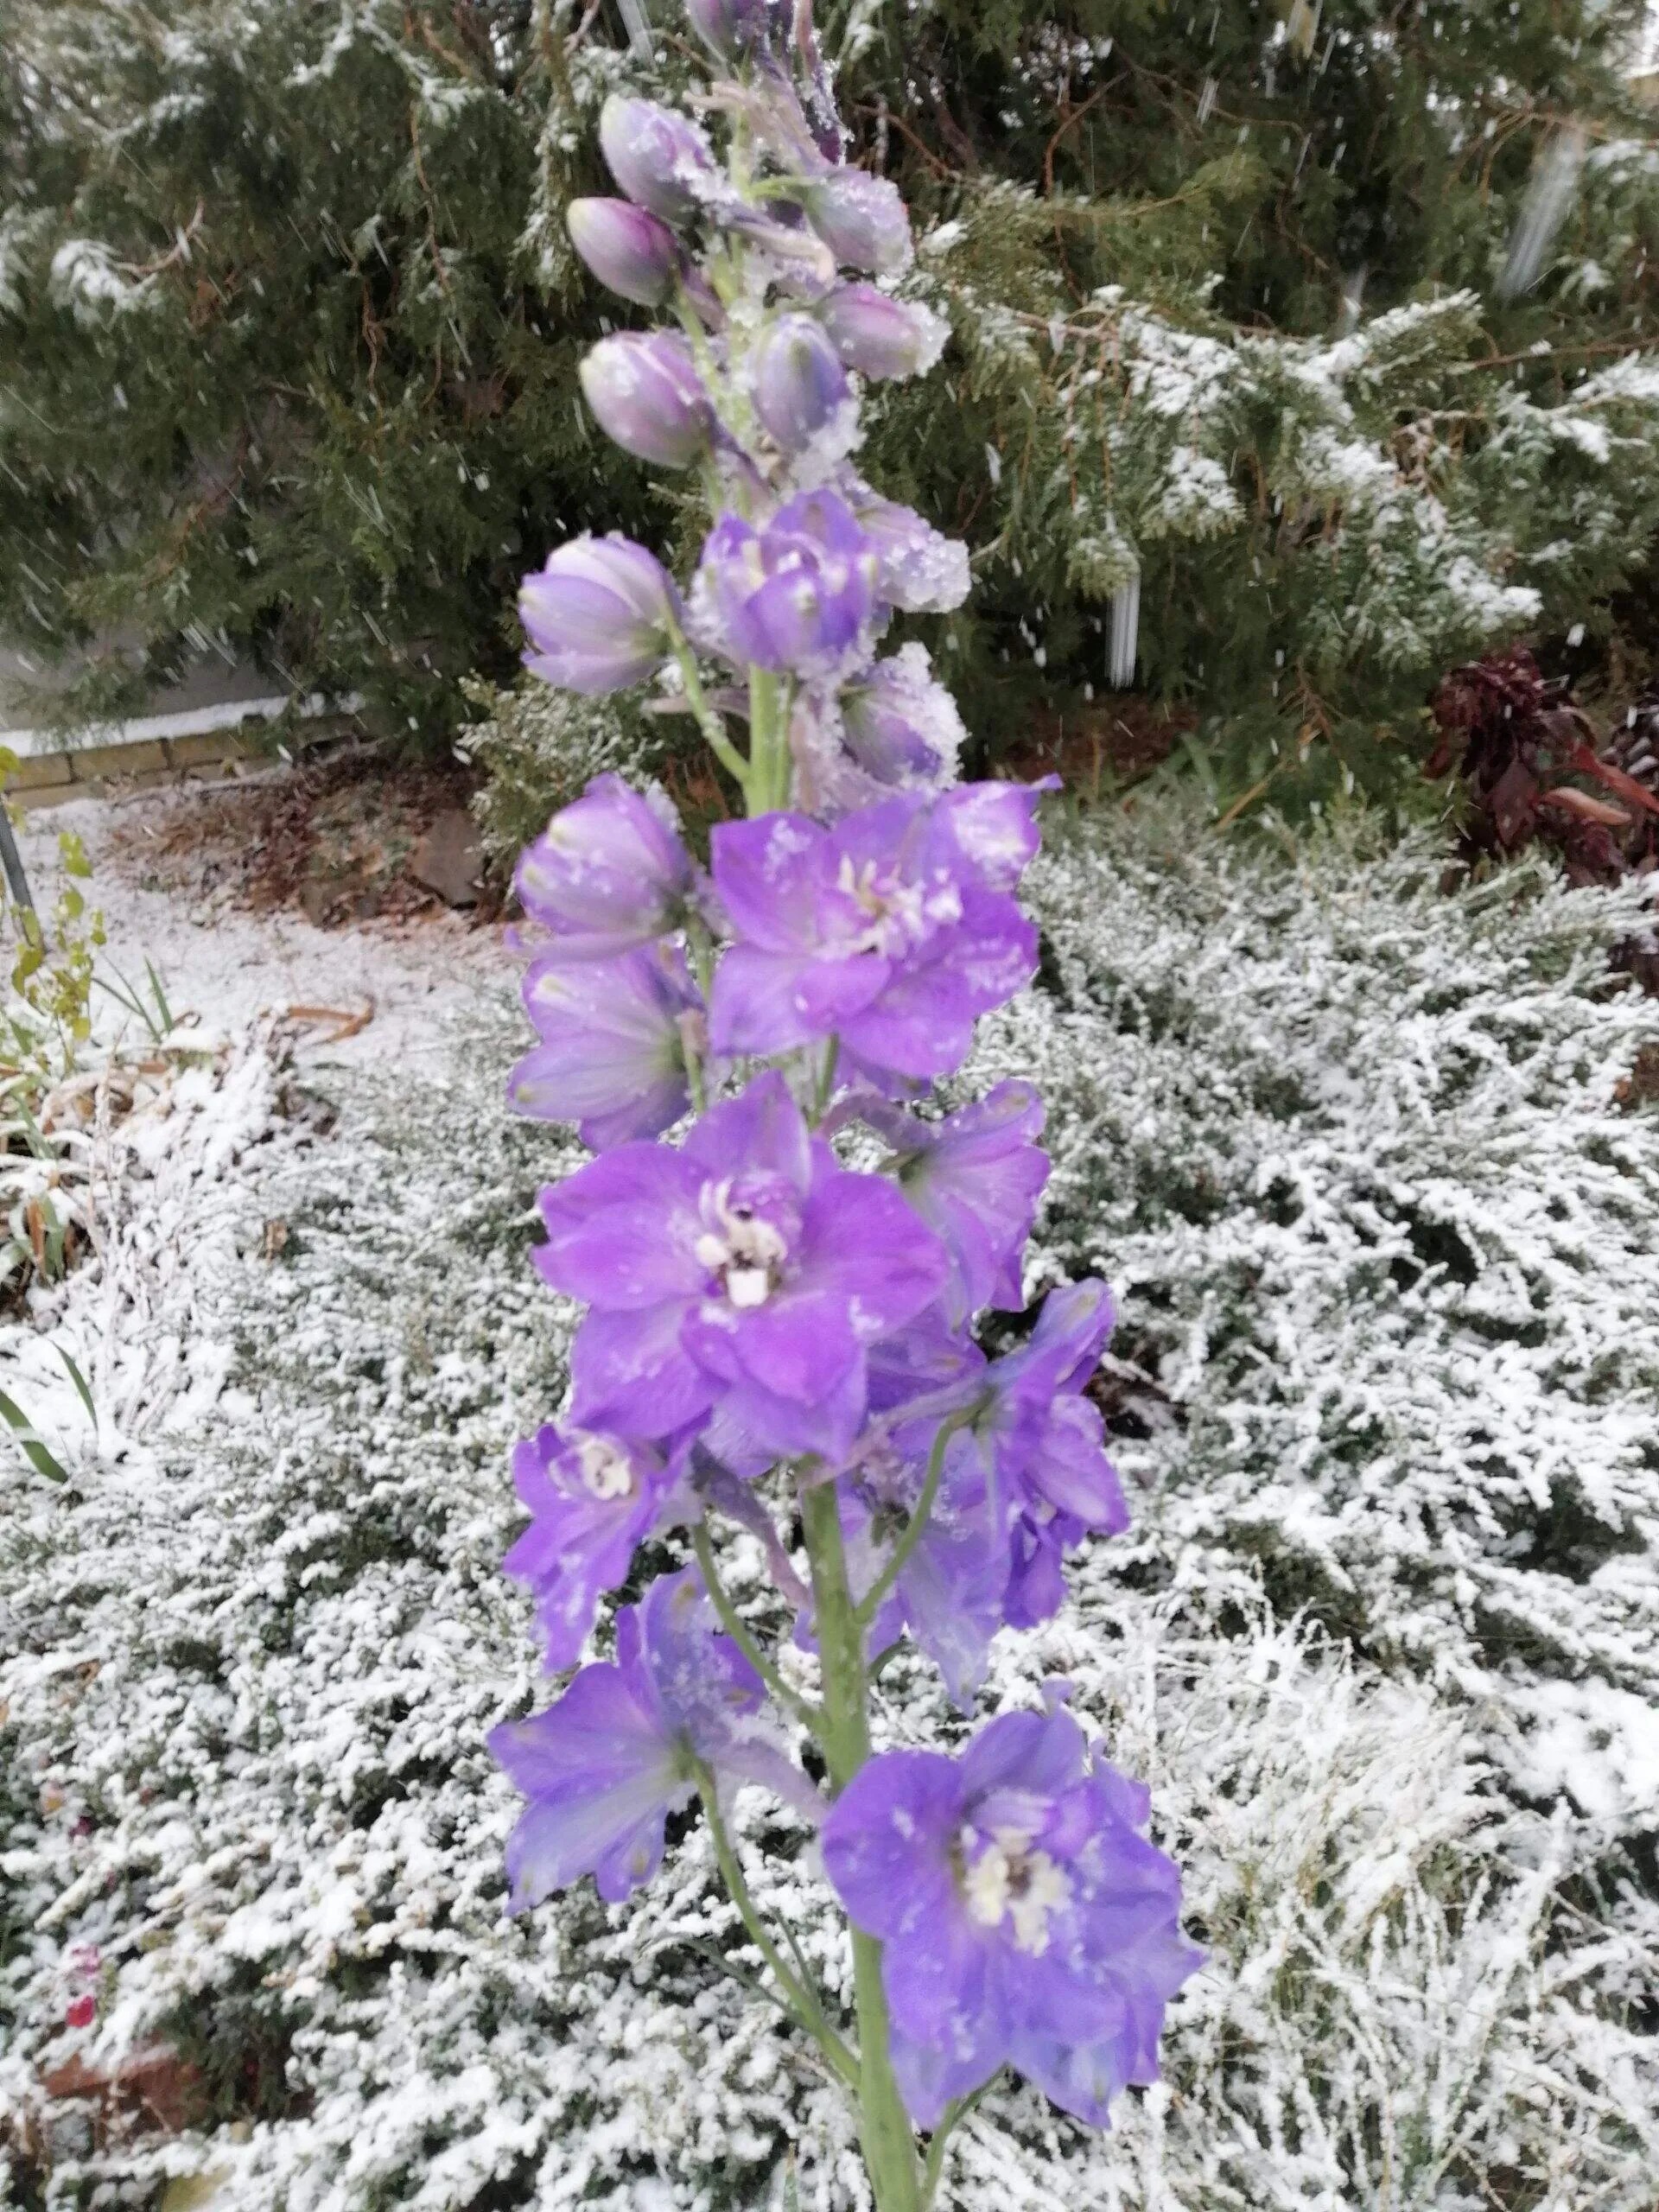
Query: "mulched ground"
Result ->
[[102, 741, 496, 926]]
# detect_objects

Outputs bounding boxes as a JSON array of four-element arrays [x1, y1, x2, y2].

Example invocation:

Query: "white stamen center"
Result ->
[[575, 1433, 635, 1501], [961, 1826, 1071, 1956], [695, 1179, 791, 1308]]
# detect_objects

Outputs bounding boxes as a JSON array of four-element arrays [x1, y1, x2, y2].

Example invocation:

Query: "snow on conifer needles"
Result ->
[[3, 811, 1658, 2209]]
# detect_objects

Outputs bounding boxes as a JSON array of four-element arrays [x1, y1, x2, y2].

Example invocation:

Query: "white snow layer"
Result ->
[[3, 807, 1658, 2210]]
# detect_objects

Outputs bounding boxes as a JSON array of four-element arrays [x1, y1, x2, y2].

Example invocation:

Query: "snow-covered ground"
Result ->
[[3, 796, 1658, 2210]]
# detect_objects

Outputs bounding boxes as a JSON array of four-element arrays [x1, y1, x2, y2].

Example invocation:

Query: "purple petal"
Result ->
[[567, 1303, 714, 1438], [490, 1665, 683, 1910]]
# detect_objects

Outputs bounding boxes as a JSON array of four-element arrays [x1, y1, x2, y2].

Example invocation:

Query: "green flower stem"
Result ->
[[690, 1518, 823, 1737], [671, 637, 751, 796], [919, 2075, 1001, 2209], [692, 1761, 858, 2091], [799, 1482, 924, 2212], [855, 1410, 975, 1635], [747, 667, 791, 813]]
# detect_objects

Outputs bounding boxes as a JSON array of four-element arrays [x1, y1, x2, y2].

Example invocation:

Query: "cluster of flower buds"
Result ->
[[491, 7, 1197, 2199]]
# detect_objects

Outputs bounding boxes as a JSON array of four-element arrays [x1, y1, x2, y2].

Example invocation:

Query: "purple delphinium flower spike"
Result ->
[[567, 198, 683, 307], [581, 332, 715, 469], [492, 1568, 816, 1911], [514, 775, 694, 959], [817, 284, 948, 380], [509, 944, 702, 1150], [695, 492, 880, 678], [821, 1701, 1202, 2126], [841, 644, 966, 791], [753, 314, 853, 451], [504, 1423, 694, 1669], [600, 96, 721, 223], [519, 537, 681, 695], [534, 1071, 949, 1458], [861, 1081, 1049, 1325], [706, 791, 1042, 1081]]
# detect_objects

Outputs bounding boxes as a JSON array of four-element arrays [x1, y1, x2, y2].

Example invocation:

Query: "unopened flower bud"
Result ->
[[817, 283, 947, 379], [599, 96, 720, 224], [567, 199, 680, 308], [797, 169, 912, 275], [753, 314, 849, 449], [519, 536, 681, 696], [580, 333, 715, 469]]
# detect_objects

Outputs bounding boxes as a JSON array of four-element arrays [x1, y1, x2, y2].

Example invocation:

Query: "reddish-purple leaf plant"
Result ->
[[491, 8, 1199, 2202]]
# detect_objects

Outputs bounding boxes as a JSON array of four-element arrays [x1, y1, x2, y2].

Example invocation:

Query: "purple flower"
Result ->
[[491, 1568, 814, 1910], [706, 791, 1041, 1081], [966, 1281, 1129, 1616], [518, 536, 681, 696], [821, 1702, 1201, 2126], [817, 285, 948, 380], [514, 775, 694, 959], [795, 170, 912, 275], [850, 486, 972, 613], [837, 1442, 1007, 1709], [504, 1423, 692, 1669], [753, 314, 852, 451], [600, 96, 721, 224], [535, 1071, 948, 1459], [695, 492, 880, 677], [864, 1080, 1050, 1324], [509, 944, 701, 1150], [567, 198, 682, 307], [581, 332, 715, 469], [841, 645, 966, 791]]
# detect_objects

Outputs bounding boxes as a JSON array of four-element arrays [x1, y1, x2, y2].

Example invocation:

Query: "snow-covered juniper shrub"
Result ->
[[483, 8, 1202, 2203], [3, 811, 1658, 2209]]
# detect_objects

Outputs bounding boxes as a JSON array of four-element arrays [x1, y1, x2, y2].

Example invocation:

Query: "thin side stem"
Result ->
[[855, 1411, 975, 1633], [691, 1518, 823, 1736], [693, 1762, 859, 2090], [919, 2075, 1002, 2209], [671, 637, 751, 794]]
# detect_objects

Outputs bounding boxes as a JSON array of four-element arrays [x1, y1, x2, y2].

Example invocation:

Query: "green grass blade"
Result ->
[[0, 1387, 68, 1483], [54, 1344, 98, 1424]]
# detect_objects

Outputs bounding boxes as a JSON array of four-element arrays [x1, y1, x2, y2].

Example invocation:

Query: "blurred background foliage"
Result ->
[[2, 0, 1657, 817]]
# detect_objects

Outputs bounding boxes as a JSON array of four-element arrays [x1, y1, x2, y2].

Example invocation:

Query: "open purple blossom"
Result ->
[[491, 1569, 815, 1910], [514, 775, 694, 959], [822, 1702, 1202, 2126], [706, 791, 1041, 1079], [959, 1281, 1129, 1622], [861, 1080, 1049, 1324], [581, 332, 715, 468], [518, 537, 681, 696], [509, 944, 702, 1150], [535, 1071, 948, 1459], [695, 491, 880, 677], [599, 96, 721, 223], [504, 1424, 694, 1669], [836, 1440, 1008, 1708]]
